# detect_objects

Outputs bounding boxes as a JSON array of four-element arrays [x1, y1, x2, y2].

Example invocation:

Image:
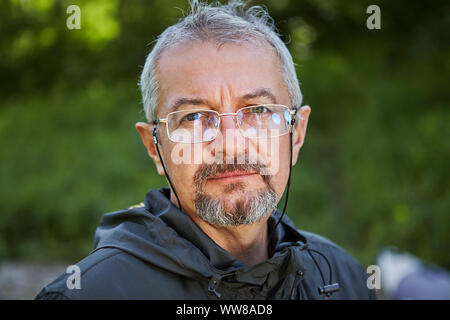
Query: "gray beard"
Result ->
[[193, 163, 278, 226], [195, 187, 278, 226]]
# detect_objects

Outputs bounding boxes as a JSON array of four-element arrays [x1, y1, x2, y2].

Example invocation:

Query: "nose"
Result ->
[[219, 114, 238, 133], [218, 114, 247, 163]]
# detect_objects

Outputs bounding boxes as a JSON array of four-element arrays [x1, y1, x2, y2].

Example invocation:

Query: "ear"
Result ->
[[291, 105, 311, 166], [135, 122, 165, 176]]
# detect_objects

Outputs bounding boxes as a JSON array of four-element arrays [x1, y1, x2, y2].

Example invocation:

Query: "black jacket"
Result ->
[[36, 188, 375, 300]]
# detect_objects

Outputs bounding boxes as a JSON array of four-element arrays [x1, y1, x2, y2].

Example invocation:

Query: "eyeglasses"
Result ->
[[154, 104, 303, 144]]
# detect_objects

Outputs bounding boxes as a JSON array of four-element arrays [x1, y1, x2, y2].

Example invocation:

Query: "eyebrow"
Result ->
[[168, 88, 278, 114], [241, 88, 277, 104], [169, 97, 209, 113]]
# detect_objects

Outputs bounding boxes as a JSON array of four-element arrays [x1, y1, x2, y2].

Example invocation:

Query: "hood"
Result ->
[[93, 187, 311, 292]]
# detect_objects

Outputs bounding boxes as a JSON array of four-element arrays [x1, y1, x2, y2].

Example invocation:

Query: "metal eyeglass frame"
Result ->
[[153, 104, 304, 144]]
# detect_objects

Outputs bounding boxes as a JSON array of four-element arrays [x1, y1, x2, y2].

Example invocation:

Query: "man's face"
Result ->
[[137, 40, 310, 226]]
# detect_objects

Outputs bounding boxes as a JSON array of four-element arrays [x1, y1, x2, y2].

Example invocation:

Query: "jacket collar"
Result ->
[[144, 187, 308, 285]]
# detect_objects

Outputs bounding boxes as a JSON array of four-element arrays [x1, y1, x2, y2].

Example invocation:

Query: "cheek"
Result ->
[[167, 162, 200, 199], [267, 137, 291, 195], [255, 136, 290, 175], [161, 144, 198, 182]]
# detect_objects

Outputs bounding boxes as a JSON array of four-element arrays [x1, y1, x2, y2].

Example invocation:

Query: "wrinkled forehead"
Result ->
[[155, 40, 289, 117]]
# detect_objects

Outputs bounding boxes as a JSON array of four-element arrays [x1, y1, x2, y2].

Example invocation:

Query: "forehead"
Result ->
[[156, 40, 289, 115]]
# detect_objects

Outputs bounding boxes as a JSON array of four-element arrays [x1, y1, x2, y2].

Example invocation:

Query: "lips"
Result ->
[[208, 171, 258, 180]]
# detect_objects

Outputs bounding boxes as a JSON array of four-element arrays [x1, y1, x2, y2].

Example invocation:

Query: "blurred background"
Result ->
[[0, 0, 449, 299]]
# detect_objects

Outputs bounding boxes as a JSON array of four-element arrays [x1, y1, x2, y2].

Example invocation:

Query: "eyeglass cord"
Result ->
[[267, 107, 297, 247], [153, 121, 183, 212], [268, 127, 293, 243]]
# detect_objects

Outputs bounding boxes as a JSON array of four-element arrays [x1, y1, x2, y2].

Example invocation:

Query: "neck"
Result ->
[[197, 216, 270, 266], [170, 192, 271, 266]]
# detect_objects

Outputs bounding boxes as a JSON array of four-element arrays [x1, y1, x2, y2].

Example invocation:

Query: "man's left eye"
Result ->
[[250, 106, 269, 114]]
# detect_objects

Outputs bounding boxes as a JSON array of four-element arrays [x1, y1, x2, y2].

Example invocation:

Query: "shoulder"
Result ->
[[35, 247, 168, 300], [298, 229, 360, 265], [297, 229, 376, 299], [35, 248, 123, 300], [281, 214, 369, 280]]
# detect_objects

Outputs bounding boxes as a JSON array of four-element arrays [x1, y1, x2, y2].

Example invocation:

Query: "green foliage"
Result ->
[[0, 81, 166, 261], [0, 0, 449, 269]]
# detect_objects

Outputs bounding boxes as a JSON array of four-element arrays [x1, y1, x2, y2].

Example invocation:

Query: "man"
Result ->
[[36, 0, 375, 300]]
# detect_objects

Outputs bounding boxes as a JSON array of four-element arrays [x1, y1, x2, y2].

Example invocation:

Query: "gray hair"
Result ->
[[139, 0, 302, 122]]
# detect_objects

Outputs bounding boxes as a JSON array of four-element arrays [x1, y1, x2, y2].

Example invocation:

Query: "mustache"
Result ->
[[193, 160, 273, 188]]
